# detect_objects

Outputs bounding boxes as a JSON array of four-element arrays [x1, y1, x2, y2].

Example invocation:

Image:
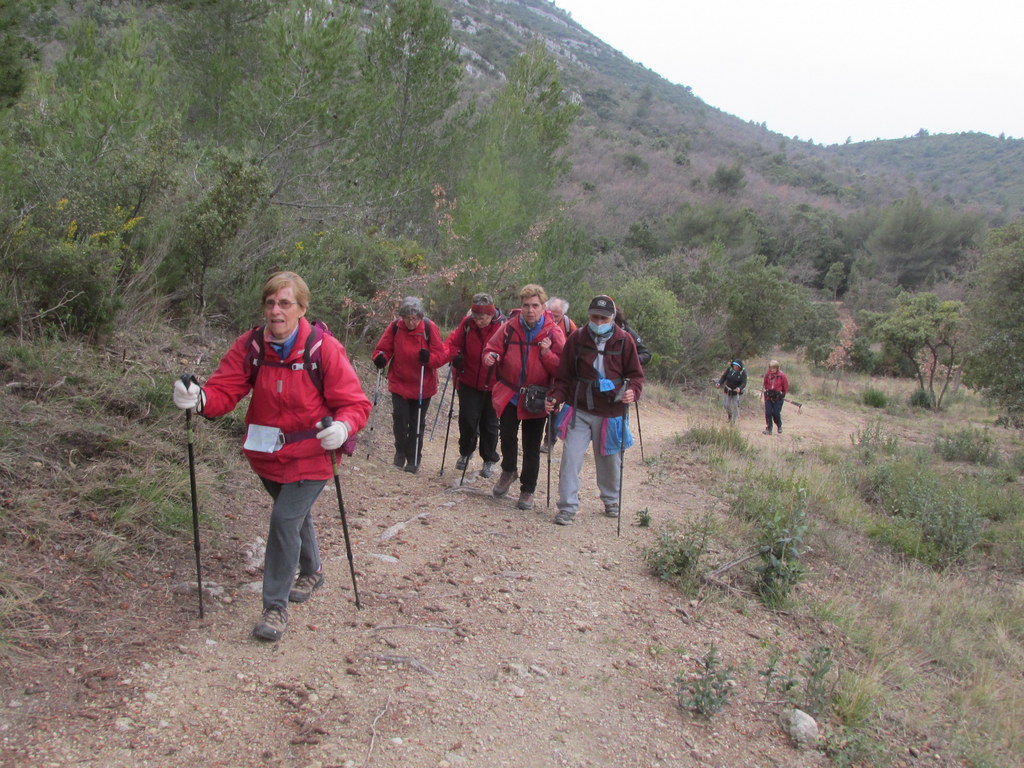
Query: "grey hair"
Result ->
[[546, 297, 569, 312], [471, 292, 494, 306], [397, 296, 425, 318]]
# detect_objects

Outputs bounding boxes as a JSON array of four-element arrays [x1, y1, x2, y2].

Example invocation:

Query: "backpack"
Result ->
[[244, 320, 358, 455], [245, 319, 332, 394]]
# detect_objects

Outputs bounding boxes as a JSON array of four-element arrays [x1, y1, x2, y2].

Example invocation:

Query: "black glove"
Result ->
[[418, 348, 430, 365], [452, 354, 464, 371], [373, 353, 387, 369]]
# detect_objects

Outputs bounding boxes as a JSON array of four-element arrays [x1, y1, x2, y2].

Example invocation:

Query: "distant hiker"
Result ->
[[546, 296, 577, 337], [547, 295, 644, 525], [761, 359, 790, 435], [371, 296, 445, 472], [614, 305, 652, 367], [172, 271, 371, 642], [442, 292, 503, 478], [715, 359, 747, 424], [483, 284, 565, 510]]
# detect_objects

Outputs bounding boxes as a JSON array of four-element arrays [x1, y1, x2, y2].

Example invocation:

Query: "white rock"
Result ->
[[779, 708, 819, 747]]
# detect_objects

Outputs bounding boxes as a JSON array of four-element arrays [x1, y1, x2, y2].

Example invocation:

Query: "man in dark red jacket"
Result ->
[[173, 272, 371, 642], [442, 292, 503, 478], [547, 295, 644, 526], [483, 284, 565, 510], [372, 297, 446, 473]]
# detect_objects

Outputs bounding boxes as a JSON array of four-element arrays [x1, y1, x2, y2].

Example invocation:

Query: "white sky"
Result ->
[[551, 0, 1024, 145]]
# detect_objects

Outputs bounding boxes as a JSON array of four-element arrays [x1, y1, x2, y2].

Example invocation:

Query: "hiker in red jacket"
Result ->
[[372, 297, 446, 472], [442, 292, 504, 478], [483, 284, 565, 510], [761, 359, 790, 435], [172, 271, 371, 642]]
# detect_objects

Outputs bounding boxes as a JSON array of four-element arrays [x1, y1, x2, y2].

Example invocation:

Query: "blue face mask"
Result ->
[[588, 320, 613, 337]]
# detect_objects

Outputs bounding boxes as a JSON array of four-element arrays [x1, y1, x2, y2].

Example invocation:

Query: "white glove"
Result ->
[[317, 420, 349, 451], [173, 379, 205, 411]]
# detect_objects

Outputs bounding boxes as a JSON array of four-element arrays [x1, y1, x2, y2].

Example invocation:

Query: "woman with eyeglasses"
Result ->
[[172, 271, 371, 642]]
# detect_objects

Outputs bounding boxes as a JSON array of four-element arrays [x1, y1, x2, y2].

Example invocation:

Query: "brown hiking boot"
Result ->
[[492, 470, 516, 497], [253, 607, 288, 642], [289, 571, 324, 603], [516, 492, 534, 510]]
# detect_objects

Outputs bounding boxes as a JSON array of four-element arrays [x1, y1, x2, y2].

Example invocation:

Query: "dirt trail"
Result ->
[[10, 395, 869, 768]]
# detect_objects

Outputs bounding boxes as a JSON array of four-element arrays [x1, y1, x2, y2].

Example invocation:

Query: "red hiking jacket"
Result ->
[[372, 318, 446, 400], [442, 314, 504, 392], [762, 370, 789, 399], [483, 310, 565, 420], [200, 318, 372, 483]]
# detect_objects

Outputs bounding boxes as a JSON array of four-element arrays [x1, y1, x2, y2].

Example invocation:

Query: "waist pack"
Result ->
[[765, 390, 784, 402], [521, 384, 549, 414]]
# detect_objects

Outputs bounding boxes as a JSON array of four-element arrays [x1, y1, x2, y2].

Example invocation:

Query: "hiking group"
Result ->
[[715, 358, 792, 435], [172, 273, 649, 642]]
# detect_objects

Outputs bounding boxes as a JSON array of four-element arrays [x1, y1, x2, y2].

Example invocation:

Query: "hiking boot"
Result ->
[[480, 461, 497, 479], [603, 504, 620, 518], [404, 463, 419, 474], [455, 455, 470, 471], [253, 607, 288, 642], [289, 571, 324, 603], [516, 492, 534, 510], [777, 427, 783, 434], [763, 428, 772, 435], [393, 452, 405, 468], [553, 509, 576, 526], [493, 470, 516, 497]]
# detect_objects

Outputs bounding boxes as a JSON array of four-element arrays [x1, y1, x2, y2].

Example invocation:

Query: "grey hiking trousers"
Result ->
[[259, 478, 327, 611], [556, 408, 623, 516]]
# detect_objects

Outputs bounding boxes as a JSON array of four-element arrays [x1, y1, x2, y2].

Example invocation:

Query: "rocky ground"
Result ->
[[1, 392, 949, 768]]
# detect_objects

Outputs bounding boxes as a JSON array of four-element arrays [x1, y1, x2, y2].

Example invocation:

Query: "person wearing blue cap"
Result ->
[[715, 359, 747, 424]]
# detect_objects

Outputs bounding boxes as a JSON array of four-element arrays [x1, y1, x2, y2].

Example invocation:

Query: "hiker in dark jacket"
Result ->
[[716, 359, 747, 424], [761, 359, 790, 435], [614, 306, 652, 367], [547, 295, 644, 526], [442, 292, 503, 478]]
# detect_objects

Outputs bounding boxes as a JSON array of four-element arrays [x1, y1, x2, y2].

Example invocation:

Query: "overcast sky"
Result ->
[[551, 0, 1024, 146]]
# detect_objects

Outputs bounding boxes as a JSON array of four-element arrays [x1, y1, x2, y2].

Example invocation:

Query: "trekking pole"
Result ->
[[430, 364, 451, 440], [366, 369, 383, 460], [180, 373, 204, 619], [413, 364, 425, 467], [439, 370, 458, 476], [634, 401, 645, 463], [617, 380, 630, 539], [546, 409, 554, 508], [320, 417, 361, 609]]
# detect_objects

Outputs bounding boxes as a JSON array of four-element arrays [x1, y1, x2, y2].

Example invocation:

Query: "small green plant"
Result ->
[[636, 507, 652, 527], [643, 514, 715, 593], [676, 643, 735, 717], [934, 427, 1000, 466], [861, 387, 887, 408], [850, 418, 899, 459]]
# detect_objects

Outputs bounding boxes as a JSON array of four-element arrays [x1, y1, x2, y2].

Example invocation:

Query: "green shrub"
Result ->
[[861, 455, 981, 566], [676, 643, 734, 717], [934, 427, 1000, 465], [643, 515, 715, 593], [908, 388, 934, 409], [685, 425, 747, 453], [861, 387, 888, 408], [850, 418, 899, 459]]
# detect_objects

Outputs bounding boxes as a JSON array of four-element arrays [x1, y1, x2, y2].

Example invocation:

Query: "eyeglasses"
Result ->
[[264, 299, 296, 310]]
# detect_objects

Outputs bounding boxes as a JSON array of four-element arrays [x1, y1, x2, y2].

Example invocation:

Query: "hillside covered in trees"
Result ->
[[1, 0, 1023, 416]]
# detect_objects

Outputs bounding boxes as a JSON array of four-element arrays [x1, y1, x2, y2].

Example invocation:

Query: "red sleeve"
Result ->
[[199, 333, 257, 418], [372, 323, 395, 363], [321, 338, 372, 433], [541, 324, 564, 377], [442, 320, 466, 365], [427, 320, 446, 369]]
